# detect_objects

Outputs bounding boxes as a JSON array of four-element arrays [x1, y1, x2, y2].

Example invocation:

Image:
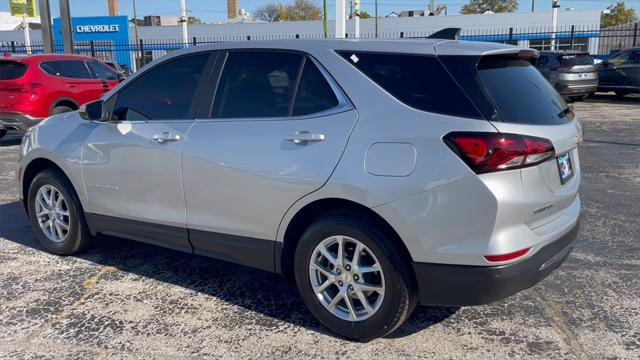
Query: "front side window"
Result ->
[[40, 60, 92, 79], [608, 52, 630, 66], [88, 61, 119, 81], [213, 51, 303, 118], [338, 51, 481, 119], [112, 53, 209, 121]]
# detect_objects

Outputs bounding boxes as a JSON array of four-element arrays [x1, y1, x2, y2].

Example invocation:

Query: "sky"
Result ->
[[1, 0, 639, 24]]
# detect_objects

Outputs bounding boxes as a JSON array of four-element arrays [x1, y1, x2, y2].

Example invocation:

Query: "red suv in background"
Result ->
[[0, 54, 120, 139]]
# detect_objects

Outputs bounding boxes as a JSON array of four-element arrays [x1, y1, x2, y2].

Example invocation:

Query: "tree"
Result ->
[[460, 0, 518, 14], [601, 2, 638, 28], [188, 16, 203, 24], [254, 3, 281, 22], [358, 11, 372, 19], [285, 0, 322, 21], [252, 0, 322, 22]]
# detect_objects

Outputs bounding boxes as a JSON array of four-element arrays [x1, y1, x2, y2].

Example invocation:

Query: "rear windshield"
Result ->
[[0, 60, 28, 80], [477, 55, 570, 125], [338, 51, 481, 119], [559, 53, 593, 66]]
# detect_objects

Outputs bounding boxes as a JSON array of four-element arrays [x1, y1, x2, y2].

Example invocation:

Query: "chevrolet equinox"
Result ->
[[18, 39, 581, 340]]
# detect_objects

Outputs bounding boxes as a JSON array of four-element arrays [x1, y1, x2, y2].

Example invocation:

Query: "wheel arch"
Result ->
[[50, 98, 79, 115], [278, 197, 416, 283], [22, 158, 76, 213]]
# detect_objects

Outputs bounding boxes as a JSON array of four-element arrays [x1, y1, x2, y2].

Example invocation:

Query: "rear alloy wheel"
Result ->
[[615, 91, 629, 98], [309, 235, 385, 321], [295, 214, 417, 341]]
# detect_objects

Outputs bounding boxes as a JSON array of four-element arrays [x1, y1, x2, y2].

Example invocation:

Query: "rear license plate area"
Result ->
[[557, 152, 574, 185]]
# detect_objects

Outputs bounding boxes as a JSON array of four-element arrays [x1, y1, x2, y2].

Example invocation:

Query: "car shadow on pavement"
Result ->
[[0, 200, 458, 340], [0, 132, 22, 147]]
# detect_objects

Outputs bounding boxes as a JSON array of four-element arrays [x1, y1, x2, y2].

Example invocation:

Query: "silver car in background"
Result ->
[[18, 39, 581, 340]]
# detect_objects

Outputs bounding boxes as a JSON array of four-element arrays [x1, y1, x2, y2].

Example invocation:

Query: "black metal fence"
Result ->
[[2, 23, 638, 69]]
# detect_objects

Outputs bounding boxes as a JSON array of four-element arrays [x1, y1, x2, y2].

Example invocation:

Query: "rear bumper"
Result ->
[[555, 81, 598, 96], [0, 112, 42, 133], [413, 221, 579, 306]]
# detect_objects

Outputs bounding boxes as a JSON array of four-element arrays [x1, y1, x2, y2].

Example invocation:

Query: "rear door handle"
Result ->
[[151, 132, 181, 144], [286, 131, 325, 144]]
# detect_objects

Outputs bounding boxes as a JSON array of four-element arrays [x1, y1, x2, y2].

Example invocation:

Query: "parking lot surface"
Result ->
[[1, 94, 639, 359]]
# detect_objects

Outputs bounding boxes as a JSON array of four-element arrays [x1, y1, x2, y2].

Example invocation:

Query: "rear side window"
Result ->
[[88, 61, 119, 81], [292, 60, 339, 116], [213, 51, 303, 118], [40, 60, 92, 79], [477, 55, 569, 125], [559, 54, 593, 66], [112, 53, 209, 121], [0, 61, 28, 80], [338, 52, 481, 119]]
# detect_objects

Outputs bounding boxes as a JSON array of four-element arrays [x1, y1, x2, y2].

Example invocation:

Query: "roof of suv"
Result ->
[[2, 53, 95, 62], [169, 39, 531, 57]]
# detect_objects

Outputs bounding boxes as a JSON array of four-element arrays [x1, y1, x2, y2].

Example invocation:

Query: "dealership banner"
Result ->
[[9, 0, 37, 17]]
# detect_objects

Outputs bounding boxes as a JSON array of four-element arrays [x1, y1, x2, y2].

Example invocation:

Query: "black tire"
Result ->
[[294, 213, 417, 341], [569, 95, 587, 102], [51, 105, 74, 115], [0, 129, 6, 140], [27, 169, 92, 255], [615, 91, 629, 98]]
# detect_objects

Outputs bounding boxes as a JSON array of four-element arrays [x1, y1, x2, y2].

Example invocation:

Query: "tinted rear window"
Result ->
[[0, 61, 28, 80], [338, 52, 481, 119], [559, 54, 593, 66], [477, 55, 569, 125]]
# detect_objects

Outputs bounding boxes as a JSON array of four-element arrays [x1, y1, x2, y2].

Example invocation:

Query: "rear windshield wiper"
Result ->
[[558, 104, 575, 119]]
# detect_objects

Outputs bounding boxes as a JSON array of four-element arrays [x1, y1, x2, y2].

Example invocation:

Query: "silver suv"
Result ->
[[18, 40, 581, 340]]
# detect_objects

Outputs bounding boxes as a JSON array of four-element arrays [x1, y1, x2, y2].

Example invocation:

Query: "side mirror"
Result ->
[[79, 100, 108, 121]]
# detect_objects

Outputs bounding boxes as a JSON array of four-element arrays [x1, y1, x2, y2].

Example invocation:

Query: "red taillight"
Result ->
[[444, 132, 555, 174], [0, 82, 41, 95], [484, 248, 531, 263]]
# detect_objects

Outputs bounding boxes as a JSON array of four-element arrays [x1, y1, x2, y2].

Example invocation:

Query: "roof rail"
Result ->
[[427, 28, 461, 40]]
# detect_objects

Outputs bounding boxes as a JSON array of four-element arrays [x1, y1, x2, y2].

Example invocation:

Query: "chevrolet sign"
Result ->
[[75, 25, 120, 33]]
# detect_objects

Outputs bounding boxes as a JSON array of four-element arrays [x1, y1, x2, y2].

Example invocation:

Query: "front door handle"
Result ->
[[152, 132, 181, 144], [286, 131, 325, 145]]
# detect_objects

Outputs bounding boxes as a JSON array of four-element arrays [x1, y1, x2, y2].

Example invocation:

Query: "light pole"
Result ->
[[21, 1, 31, 54], [323, 0, 328, 38], [38, 0, 54, 53], [335, 0, 346, 38], [375, 0, 378, 38], [180, 0, 188, 45], [354, 0, 360, 38], [551, 0, 560, 50], [59, 0, 73, 53]]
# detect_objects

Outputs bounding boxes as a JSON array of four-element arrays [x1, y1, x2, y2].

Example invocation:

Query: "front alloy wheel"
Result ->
[[35, 184, 72, 243], [28, 169, 92, 255], [309, 235, 385, 321]]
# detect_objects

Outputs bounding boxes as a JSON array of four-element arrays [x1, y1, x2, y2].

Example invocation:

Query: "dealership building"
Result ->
[[0, 10, 606, 70]]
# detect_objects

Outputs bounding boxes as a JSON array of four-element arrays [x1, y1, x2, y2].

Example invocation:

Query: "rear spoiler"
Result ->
[[427, 28, 461, 40]]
